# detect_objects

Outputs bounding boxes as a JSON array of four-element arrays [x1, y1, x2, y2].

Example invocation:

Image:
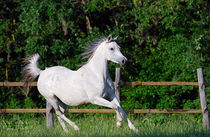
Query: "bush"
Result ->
[[0, 0, 209, 110]]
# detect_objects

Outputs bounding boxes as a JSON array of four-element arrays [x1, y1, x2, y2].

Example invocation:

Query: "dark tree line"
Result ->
[[0, 0, 209, 110]]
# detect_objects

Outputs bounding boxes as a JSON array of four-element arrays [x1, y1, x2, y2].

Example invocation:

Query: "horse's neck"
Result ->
[[86, 50, 109, 80]]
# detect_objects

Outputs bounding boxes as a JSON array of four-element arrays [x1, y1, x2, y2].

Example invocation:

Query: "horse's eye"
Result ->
[[110, 48, 114, 51]]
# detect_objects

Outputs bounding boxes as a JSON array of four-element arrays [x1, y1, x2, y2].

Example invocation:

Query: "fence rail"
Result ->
[[1, 81, 210, 87], [0, 68, 209, 128], [120, 81, 199, 86], [1, 81, 209, 87], [0, 109, 202, 114], [0, 82, 37, 86]]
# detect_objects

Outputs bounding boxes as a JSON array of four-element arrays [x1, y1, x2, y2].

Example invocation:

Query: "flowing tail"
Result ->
[[22, 53, 42, 95]]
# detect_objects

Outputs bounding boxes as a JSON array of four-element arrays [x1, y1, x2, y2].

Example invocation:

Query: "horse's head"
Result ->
[[103, 35, 127, 66]]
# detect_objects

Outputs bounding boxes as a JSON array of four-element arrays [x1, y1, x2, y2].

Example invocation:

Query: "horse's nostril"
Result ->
[[122, 59, 125, 64], [121, 57, 127, 66]]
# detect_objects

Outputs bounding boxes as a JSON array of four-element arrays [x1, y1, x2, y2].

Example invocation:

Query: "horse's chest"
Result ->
[[101, 81, 114, 98]]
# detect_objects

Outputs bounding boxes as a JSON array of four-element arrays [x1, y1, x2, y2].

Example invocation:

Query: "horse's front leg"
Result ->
[[111, 97, 139, 133], [90, 96, 118, 109], [109, 97, 123, 128], [90, 96, 138, 133], [115, 110, 123, 128]]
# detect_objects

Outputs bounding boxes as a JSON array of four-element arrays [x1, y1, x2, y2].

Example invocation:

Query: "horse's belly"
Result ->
[[57, 91, 90, 106], [54, 81, 90, 106]]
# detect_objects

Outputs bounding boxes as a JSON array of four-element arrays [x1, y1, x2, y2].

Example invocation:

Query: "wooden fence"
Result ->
[[0, 68, 209, 128]]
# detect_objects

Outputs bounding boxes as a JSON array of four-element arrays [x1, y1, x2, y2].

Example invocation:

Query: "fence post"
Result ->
[[197, 68, 209, 128], [46, 101, 54, 128], [114, 68, 121, 104]]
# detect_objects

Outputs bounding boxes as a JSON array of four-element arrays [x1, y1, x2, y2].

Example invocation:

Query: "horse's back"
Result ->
[[38, 66, 74, 83]]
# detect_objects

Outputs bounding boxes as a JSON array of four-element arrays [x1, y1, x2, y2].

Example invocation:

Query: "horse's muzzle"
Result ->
[[120, 57, 127, 66]]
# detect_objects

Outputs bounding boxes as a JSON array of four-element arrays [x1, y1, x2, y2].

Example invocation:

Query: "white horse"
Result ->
[[23, 35, 138, 133]]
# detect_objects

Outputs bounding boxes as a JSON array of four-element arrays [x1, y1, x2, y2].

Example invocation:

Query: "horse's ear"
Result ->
[[107, 35, 112, 42], [113, 36, 118, 41]]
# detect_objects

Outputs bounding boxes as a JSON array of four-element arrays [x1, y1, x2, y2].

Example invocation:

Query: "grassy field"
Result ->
[[0, 114, 209, 137]]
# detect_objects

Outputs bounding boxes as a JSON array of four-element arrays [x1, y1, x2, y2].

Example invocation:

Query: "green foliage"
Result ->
[[0, 0, 209, 111]]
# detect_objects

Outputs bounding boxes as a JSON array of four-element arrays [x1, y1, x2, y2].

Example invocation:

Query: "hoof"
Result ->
[[74, 125, 80, 131], [133, 128, 139, 133], [117, 125, 122, 128], [63, 128, 69, 133], [116, 122, 122, 128], [129, 124, 139, 133]]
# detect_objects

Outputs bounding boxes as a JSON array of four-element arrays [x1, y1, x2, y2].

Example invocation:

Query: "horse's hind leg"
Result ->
[[56, 99, 69, 132], [56, 111, 80, 131], [56, 97, 80, 131], [46, 96, 79, 132], [57, 115, 68, 132], [45, 97, 68, 132]]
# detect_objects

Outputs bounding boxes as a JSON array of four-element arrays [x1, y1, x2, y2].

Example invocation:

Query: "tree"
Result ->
[[0, 0, 209, 109]]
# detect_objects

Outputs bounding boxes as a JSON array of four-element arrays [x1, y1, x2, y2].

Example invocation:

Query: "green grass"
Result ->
[[0, 114, 209, 137]]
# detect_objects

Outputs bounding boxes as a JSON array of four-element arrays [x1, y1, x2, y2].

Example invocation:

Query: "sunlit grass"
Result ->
[[0, 114, 209, 137]]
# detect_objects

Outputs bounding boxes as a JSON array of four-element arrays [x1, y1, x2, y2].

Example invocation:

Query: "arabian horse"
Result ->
[[23, 35, 138, 133]]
